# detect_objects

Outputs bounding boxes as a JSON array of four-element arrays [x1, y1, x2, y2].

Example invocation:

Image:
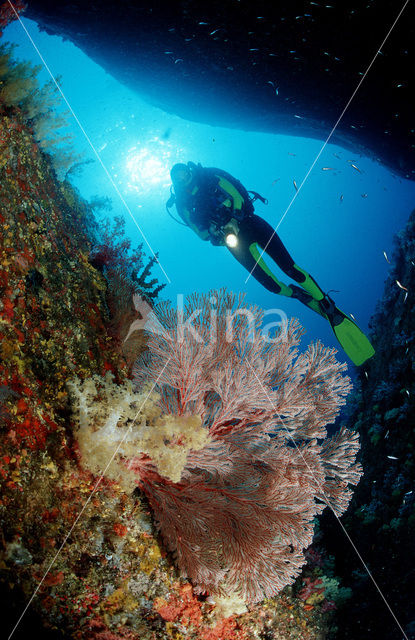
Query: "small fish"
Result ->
[[396, 280, 408, 291], [411, 260, 415, 266], [340, 194, 344, 202], [249, 48, 259, 51], [198, 21, 209, 25], [385, 430, 389, 439], [210, 28, 221, 35], [364, 371, 368, 379], [322, 167, 334, 170], [404, 389, 410, 397], [387, 455, 398, 460], [272, 178, 280, 185], [404, 291, 408, 303], [267, 81, 279, 95], [293, 180, 299, 192], [164, 51, 173, 54], [294, 114, 303, 119], [174, 58, 183, 64], [333, 153, 341, 159], [350, 313, 356, 321], [351, 163, 361, 173], [405, 491, 413, 496], [288, 152, 296, 156], [383, 251, 390, 263], [361, 193, 368, 198]]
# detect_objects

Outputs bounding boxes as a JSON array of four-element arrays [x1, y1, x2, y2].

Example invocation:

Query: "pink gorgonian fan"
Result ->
[[130, 289, 362, 603]]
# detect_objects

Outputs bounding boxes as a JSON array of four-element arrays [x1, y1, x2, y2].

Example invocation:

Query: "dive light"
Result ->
[[225, 233, 238, 248]]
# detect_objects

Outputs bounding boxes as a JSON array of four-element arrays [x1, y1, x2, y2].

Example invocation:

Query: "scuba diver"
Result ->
[[166, 161, 375, 366]]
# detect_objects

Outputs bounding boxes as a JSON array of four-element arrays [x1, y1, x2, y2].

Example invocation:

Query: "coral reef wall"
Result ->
[[0, 100, 172, 639], [1, 71, 341, 640], [319, 210, 415, 640]]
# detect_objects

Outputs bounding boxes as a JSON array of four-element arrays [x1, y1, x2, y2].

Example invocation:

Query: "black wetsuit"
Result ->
[[228, 214, 309, 298], [174, 165, 324, 303]]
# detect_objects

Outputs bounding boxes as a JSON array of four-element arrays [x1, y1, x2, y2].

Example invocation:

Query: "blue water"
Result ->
[[5, 18, 415, 369]]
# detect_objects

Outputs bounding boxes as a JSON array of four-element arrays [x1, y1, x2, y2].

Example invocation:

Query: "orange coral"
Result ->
[[154, 583, 203, 626]]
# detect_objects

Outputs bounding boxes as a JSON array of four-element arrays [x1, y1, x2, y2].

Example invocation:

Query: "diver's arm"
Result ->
[[223, 217, 240, 236], [188, 220, 211, 241], [213, 175, 244, 236], [216, 175, 244, 217], [176, 203, 211, 241]]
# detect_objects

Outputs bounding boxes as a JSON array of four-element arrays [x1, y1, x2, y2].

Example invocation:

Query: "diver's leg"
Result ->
[[232, 217, 375, 364], [251, 215, 325, 300], [228, 218, 294, 297], [233, 216, 325, 316]]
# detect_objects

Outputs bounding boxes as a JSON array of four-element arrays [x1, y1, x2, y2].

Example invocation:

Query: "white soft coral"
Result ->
[[68, 372, 210, 489]]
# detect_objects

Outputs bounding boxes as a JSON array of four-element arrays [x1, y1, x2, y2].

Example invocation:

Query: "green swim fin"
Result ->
[[319, 296, 375, 366], [290, 285, 326, 317]]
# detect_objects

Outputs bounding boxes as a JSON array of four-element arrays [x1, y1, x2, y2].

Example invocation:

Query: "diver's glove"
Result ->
[[208, 218, 240, 246], [208, 222, 224, 245], [222, 217, 239, 237]]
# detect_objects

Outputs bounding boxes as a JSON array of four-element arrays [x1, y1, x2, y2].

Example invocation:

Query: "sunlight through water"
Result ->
[[125, 139, 172, 194]]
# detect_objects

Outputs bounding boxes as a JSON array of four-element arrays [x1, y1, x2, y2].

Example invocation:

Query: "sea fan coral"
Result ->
[[72, 289, 362, 604]]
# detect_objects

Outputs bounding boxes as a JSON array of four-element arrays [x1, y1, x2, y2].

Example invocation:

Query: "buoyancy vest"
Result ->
[[166, 163, 267, 240], [187, 163, 254, 225]]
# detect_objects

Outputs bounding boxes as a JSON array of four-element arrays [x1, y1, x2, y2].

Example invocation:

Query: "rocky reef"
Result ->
[[18, 0, 415, 181], [0, 92, 166, 638], [319, 210, 415, 639]]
